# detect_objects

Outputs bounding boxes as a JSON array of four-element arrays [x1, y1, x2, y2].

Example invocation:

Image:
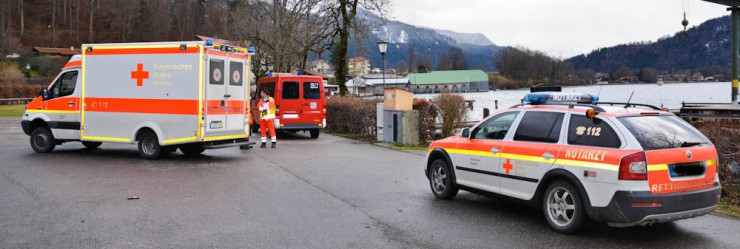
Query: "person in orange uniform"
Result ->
[[258, 90, 277, 148]]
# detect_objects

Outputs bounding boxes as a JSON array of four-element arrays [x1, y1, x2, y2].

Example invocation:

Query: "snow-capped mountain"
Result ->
[[352, 9, 502, 71]]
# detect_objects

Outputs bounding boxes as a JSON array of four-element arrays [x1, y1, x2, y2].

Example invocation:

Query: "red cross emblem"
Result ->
[[233, 70, 241, 83], [213, 68, 222, 82], [130, 63, 149, 87], [503, 158, 513, 174]]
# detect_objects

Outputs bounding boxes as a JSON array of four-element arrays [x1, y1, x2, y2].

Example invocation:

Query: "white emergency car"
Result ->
[[426, 91, 721, 233]]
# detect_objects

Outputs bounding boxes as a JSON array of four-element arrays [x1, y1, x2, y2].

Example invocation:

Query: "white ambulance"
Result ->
[[21, 41, 254, 159]]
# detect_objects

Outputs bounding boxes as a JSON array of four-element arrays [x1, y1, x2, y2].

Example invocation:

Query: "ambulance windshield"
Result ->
[[618, 115, 711, 150]]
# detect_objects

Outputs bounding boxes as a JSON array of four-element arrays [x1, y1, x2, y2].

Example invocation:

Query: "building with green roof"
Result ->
[[407, 70, 489, 94]]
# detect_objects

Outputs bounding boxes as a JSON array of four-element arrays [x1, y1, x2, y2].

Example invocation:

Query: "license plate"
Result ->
[[209, 121, 223, 129], [669, 162, 705, 177], [283, 114, 299, 119]]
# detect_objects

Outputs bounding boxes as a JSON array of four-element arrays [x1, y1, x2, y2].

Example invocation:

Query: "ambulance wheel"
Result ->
[[180, 144, 205, 156], [162, 146, 177, 156], [137, 131, 162, 160], [429, 159, 458, 199], [310, 129, 320, 139], [543, 180, 586, 234], [81, 141, 102, 149], [30, 127, 56, 153]]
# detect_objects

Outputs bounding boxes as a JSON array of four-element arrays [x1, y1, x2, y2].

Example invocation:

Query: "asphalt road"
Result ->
[[1, 117, 740, 248]]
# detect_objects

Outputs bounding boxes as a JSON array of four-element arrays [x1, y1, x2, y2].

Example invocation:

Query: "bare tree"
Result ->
[[18, 0, 24, 36], [395, 59, 408, 73], [325, 0, 388, 96], [436, 46, 468, 71]]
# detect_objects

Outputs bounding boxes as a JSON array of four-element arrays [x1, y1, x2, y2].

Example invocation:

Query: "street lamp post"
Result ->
[[25, 64, 31, 84], [377, 41, 388, 98]]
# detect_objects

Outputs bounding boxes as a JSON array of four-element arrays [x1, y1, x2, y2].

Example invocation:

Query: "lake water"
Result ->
[[419, 82, 732, 121]]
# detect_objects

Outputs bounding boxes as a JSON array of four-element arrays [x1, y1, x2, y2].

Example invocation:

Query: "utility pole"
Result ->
[[704, 1, 740, 104]]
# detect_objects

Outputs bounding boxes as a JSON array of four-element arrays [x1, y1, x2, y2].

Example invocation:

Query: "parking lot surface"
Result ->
[[2, 117, 740, 248]]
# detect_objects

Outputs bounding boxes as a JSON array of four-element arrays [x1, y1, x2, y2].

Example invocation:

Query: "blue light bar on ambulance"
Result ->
[[522, 92, 599, 105], [248, 46, 255, 53], [206, 39, 214, 46]]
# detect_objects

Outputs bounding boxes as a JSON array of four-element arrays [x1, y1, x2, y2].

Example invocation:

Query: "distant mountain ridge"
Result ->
[[567, 15, 732, 72], [351, 9, 502, 71]]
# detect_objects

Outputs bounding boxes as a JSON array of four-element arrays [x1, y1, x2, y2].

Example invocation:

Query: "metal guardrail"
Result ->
[[0, 98, 34, 105]]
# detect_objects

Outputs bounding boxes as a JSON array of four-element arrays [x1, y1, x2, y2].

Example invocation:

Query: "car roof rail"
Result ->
[[511, 103, 606, 112], [594, 102, 661, 110]]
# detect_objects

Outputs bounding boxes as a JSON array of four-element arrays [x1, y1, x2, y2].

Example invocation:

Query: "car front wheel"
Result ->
[[429, 159, 458, 199]]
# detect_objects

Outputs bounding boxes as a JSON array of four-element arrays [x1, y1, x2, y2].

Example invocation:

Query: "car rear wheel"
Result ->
[[543, 180, 586, 234], [429, 159, 458, 199], [30, 127, 56, 153], [180, 143, 205, 156], [137, 131, 162, 160], [310, 129, 320, 139], [81, 141, 102, 149]]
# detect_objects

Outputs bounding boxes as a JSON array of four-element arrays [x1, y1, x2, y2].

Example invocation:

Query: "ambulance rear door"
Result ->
[[225, 54, 247, 132], [205, 51, 228, 134]]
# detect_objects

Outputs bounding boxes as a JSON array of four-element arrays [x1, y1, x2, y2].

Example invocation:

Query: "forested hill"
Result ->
[[567, 15, 731, 72]]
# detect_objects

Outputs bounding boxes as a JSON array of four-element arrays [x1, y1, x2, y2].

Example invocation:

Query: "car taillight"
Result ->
[[619, 152, 647, 180]]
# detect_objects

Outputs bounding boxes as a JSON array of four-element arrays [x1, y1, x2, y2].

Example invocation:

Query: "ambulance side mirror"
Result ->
[[40, 88, 49, 100], [460, 127, 471, 138]]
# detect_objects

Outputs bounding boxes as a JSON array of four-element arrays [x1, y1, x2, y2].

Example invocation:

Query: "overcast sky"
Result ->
[[390, 0, 730, 58]]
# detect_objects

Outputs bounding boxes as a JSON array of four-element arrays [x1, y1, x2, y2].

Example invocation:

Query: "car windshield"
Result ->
[[618, 115, 711, 150]]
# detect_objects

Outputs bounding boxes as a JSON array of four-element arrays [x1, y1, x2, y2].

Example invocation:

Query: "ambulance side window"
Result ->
[[514, 111, 564, 143], [471, 111, 519, 140], [49, 71, 78, 99], [568, 115, 621, 148]]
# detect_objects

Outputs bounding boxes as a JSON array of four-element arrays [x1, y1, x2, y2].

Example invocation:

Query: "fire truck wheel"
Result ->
[[137, 131, 163, 160], [429, 159, 458, 199], [310, 129, 320, 139], [180, 144, 206, 156], [543, 180, 586, 234], [30, 127, 56, 153], [81, 141, 102, 149]]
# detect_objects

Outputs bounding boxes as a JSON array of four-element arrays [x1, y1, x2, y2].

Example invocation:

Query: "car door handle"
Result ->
[[490, 148, 500, 154], [542, 152, 555, 160], [68, 101, 74, 106], [224, 94, 231, 98]]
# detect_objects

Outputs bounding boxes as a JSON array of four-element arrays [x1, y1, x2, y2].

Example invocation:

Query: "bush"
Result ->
[[433, 93, 467, 138], [693, 120, 740, 205], [0, 62, 24, 84], [326, 97, 381, 140], [413, 98, 437, 144], [0, 84, 41, 99]]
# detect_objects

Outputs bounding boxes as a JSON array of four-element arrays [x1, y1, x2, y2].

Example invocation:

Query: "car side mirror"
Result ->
[[460, 127, 471, 138], [41, 87, 49, 100]]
